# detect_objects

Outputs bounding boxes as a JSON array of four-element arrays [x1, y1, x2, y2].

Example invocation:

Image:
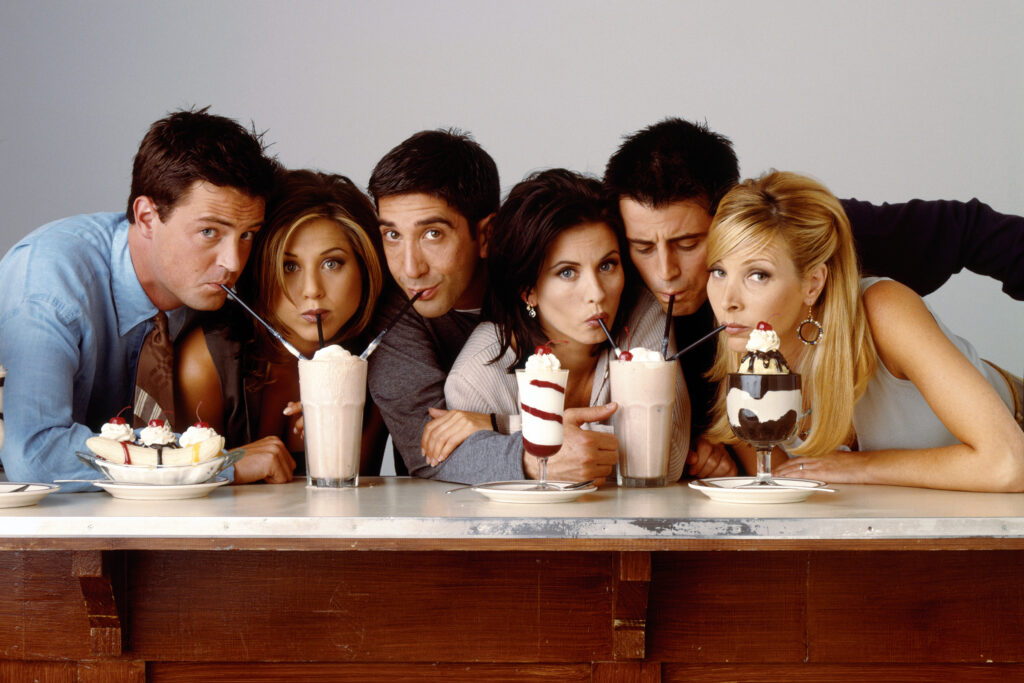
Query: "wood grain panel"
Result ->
[[128, 551, 615, 662], [0, 551, 92, 660], [646, 551, 807, 663], [148, 662, 591, 681], [593, 660, 661, 682], [75, 660, 146, 683], [808, 550, 1024, 663], [0, 660, 75, 683], [664, 663, 1024, 681]]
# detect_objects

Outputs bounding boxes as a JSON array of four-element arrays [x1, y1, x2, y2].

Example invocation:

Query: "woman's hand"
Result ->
[[774, 452, 869, 484], [282, 402, 305, 453], [231, 436, 297, 484], [686, 438, 738, 478], [421, 407, 492, 467]]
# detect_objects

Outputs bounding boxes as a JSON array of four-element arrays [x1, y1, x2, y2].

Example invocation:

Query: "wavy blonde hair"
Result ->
[[704, 171, 876, 456]]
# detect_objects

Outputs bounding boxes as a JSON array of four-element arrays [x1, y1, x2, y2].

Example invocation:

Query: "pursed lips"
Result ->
[[301, 309, 329, 323]]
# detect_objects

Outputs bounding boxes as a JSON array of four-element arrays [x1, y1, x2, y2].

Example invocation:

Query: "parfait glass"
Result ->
[[516, 368, 569, 490], [726, 373, 802, 487]]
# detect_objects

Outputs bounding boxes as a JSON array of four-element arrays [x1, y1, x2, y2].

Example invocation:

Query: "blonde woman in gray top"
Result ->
[[703, 171, 1023, 492], [442, 169, 690, 484]]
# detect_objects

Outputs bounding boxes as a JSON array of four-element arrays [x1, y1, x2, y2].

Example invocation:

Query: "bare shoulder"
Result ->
[[862, 279, 945, 380], [175, 326, 218, 390]]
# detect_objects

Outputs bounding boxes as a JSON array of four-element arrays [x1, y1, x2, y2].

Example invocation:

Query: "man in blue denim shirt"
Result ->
[[0, 109, 294, 489]]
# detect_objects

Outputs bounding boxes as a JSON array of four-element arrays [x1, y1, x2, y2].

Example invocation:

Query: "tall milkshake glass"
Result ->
[[298, 346, 366, 488]]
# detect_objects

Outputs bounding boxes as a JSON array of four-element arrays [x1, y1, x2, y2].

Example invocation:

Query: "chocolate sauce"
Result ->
[[733, 408, 799, 444], [739, 350, 790, 374]]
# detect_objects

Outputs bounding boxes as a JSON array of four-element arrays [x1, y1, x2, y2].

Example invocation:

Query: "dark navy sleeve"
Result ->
[[843, 198, 1024, 300]]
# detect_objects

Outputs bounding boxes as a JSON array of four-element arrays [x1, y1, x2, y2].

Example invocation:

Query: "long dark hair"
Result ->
[[485, 168, 637, 371]]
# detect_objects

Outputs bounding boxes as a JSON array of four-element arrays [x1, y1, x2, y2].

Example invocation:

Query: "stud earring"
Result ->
[[526, 302, 537, 319], [797, 307, 823, 345]]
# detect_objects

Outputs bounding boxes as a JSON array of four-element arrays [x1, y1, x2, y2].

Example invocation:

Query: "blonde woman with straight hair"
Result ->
[[704, 171, 1024, 492]]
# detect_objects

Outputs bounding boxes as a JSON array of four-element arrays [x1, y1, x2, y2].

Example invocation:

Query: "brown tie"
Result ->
[[133, 311, 175, 429]]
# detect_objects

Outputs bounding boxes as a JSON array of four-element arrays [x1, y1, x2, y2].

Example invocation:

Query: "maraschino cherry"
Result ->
[[534, 343, 552, 355], [193, 420, 210, 429], [756, 321, 773, 331], [618, 350, 633, 361], [108, 416, 127, 425], [148, 419, 165, 428]]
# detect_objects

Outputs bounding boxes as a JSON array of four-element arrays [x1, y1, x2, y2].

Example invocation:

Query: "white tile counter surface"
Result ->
[[2, 477, 1023, 545]]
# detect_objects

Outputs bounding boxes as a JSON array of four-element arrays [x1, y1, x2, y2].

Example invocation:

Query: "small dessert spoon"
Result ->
[[445, 479, 596, 495], [697, 478, 836, 493]]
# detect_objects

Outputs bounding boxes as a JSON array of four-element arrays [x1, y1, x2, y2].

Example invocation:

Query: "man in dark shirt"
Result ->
[[604, 117, 1024, 475]]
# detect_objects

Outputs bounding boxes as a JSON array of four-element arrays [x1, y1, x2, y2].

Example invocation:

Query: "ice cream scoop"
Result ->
[[739, 322, 790, 374]]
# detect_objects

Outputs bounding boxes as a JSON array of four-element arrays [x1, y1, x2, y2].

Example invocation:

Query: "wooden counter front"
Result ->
[[2, 478, 1023, 681]]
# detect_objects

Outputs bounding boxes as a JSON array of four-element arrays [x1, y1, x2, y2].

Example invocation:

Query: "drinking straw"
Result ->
[[316, 313, 325, 349], [359, 291, 424, 360], [661, 294, 675, 360], [219, 284, 308, 361], [667, 324, 726, 361], [596, 318, 622, 358]]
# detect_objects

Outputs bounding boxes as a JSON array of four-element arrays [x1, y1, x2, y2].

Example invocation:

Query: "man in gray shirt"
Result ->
[[366, 130, 618, 484]]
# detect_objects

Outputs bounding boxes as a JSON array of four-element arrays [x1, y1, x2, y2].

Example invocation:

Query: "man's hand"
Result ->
[[524, 403, 619, 485], [421, 407, 493, 466], [231, 436, 296, 484], [686, 438, 738, 478]]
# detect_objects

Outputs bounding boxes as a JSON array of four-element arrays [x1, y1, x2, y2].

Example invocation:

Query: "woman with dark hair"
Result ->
[[174, 169, 385, 484], [439, 169, 690, 484]]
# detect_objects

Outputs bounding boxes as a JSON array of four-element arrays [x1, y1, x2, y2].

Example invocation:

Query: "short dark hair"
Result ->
[[367, 128, 499, 234], [127, 107, 277, 222], [603, 117, 739, 214], [485, 168, 635, 371]]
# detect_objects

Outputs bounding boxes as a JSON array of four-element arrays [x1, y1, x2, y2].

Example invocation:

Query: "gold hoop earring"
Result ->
[[526, 303, 537, 319], [797, 307, 823, 345]]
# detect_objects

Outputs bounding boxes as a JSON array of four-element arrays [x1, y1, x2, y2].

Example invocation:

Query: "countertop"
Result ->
[[3, 477, 1024, 551]]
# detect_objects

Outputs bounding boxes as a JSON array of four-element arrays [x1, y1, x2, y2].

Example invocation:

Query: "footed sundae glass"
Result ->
[[726, 373, 802, 487], [516, 368, 569, 491]]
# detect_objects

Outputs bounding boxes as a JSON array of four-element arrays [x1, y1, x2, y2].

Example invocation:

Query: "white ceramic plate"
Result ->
[[688, 476, 829, 504], [471, 480, 597, 504], [92, 477, 230, 501], [0, 483, 59, 508]]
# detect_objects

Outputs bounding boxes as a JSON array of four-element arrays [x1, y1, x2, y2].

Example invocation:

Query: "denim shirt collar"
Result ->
[[111, 220, 164, 336]]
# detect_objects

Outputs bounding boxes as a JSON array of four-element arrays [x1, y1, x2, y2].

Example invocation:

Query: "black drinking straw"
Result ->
[[359, 290, 424, 360], [667, 324, 727, 361], [661, 294, 675, 360], [596, 317, 622, 358], [316, 313, 325, 349]]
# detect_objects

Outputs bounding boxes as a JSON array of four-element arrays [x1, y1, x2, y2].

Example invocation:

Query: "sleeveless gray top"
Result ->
[[852, 277, 1013, 451]]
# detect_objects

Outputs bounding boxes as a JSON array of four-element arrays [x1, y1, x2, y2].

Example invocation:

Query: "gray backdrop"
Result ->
[[1, 0, 1021, 372]]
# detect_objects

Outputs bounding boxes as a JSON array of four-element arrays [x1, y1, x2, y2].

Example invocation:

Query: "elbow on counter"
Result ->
[[990, 431, 1024, 493]]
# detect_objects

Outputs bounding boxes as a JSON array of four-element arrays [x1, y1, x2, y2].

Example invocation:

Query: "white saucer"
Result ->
[[93, 477, 230, 500], [688, 476, 829, 504], [472, 480, 597, 504], [0, 483, 59, 508]]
